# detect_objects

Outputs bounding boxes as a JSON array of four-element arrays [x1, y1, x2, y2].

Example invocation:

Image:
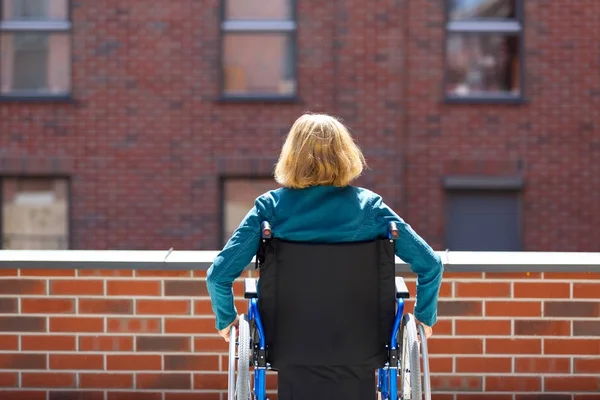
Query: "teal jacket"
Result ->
[[206, 185, 444, 330]]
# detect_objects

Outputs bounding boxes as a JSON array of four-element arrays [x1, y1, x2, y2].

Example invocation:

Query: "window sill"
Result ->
[[443, 94, 527, 105], [217, 94, 301, 104], [0, 94, 74, 104]]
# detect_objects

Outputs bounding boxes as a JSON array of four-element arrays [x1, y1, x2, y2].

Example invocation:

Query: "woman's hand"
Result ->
[[218, 316, 240, 342], [415, 317, 433, 340]]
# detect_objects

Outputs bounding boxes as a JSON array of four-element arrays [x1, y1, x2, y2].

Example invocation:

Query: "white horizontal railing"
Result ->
[[0, 250, 599, 272]]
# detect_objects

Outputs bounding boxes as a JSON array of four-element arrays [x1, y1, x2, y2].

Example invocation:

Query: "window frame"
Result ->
[[443, 0, 526, 105], [0, 174, 72, 250], [218, 0, 298, 103], [0, 0, 73, 101]]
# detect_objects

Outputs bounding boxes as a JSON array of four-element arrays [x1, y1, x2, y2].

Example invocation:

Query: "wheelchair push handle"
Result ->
[[261, 221, 272, 239], [388, 221, 399, 239]]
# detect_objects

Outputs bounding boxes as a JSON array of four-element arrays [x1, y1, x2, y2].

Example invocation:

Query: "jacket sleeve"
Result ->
[[371, 194, 444, 327], [206, 195, 272, 331]]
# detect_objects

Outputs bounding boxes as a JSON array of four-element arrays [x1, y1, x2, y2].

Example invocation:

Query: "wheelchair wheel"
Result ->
[[399, 314, 422, 399], [228, 316, 252, 400]]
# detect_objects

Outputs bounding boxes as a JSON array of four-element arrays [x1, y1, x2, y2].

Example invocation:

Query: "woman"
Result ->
[[206, 113, 444, 399]]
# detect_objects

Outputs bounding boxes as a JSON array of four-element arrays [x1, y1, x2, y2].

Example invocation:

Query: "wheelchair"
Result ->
[[228, 221, 431, 400]]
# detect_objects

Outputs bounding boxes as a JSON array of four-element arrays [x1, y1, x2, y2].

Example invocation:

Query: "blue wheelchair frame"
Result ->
[[243, 221, 406, 400]]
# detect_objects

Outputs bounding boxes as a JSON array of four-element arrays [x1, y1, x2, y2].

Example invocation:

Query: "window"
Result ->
[[445, 0, 523, 102], [2, 177, 69, 249], [221, 0, 296, 99], [0, 0, 71, 97], [222, 178, 276, 245], [445, 190, 521, 251]]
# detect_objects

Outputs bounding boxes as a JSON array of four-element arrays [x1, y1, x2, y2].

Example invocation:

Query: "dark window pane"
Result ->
[[2, 178, 69, 250], [223, 33, 295, 96], [223, 179, 276, 244], [1, 32, 71, 94], [445, 33, 520, 96], [225, 0, 292, 20], [449, 0, 516, 20], [445, 191, 521, 251], [2, 0, 69, 20]]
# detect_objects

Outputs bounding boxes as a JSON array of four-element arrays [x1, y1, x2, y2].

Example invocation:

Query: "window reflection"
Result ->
[[449, 0, 515, 20], [446, 33, 520, 96]]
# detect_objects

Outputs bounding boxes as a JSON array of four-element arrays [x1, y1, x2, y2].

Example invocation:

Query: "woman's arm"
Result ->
[[206, 196, 272, 332], [371, 195, 444, 328]]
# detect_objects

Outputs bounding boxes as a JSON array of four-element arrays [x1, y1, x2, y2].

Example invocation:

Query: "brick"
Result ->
[[136, 299, 190, 315], [485, 301, 541, 317], [0, 279, 46, 295], [437, 301, 482, 317], [107, 318, 161, 333], [574, 358, 600, 374], [0, 391, 46, 400], [573, 321, 600, 336], [430, 375, 482, 391], [515, 357, 571, 374], [50, 317, 104, 332], [194, 337, 228, 353], [543, 273, 600, 280], [573, 283, 600, 298], [138, 336, 191, 352], [544, 302, 599, 317], [455, 320, 511, 336], [516, 395, 572, 400], [456, 357, 512, 373], [487, 339, 542, 355], [50, 280, 104, 295], [107, 355, 162, 371], [164, 355, 219, 371], [107, 392, 163, 400], [486, 376, 542, 391], [0, 354, 46, 369], [80, 373, 134, 389], [455, 282, 511, 298], [79, 299, 133, 314], [164, 281, 208, 296], [107, 280, 161, 296], [422, 357, 451, 373], [166, 394, 221, 400], [431, 319, 453, 335], [0, 372, 18, 387], [458, 396, 513, 400], [21, 270, 75, 277], [79, 270, 133, 277], [22, 373, 76, 388], [79, 336, 134, 352], [136, 373, 191, 390], [50, 354, 104, 370], [49, 391, 105, 400], [194, 373, 228, 390], [544, 376, 600, 392], [0, 270, 18, 276], [22, 335, 75, 351], [545, 339, 600, 355], [514, 320, 571, 336], [0, 316, 46, 332], [194, 299, 214, 315], [0, 335, 18, 350], [22, 298, 74, 314], [427, 338, 483, 354], [514, 283, 570, 298], [485, 272, 542, 279], [0, 298, 17, 313], [165, 318, 216, 334], [136, 271, 191, 277]]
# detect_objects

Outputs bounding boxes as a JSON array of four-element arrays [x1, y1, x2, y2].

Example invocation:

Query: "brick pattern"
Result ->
[[0, 270, 598, 399]]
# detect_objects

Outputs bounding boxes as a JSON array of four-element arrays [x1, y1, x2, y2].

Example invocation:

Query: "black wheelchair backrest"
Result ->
[[256, 237, 398, 369]]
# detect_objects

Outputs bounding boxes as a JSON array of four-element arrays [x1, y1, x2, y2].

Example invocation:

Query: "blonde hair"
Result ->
[[274, 113, 366, 189]]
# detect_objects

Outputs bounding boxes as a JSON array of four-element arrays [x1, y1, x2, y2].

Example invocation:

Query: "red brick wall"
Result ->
[[0, 0, 597, 252], [0, 268, 598, 399]]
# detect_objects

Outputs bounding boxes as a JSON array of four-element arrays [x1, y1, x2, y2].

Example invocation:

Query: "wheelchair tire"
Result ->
[[400, 314, 422, 400], [236, 315, 251, 400], [417, 324, 431, 400]]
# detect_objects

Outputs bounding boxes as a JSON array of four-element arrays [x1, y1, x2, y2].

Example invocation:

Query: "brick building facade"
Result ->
[[0, 0, 599, 253]]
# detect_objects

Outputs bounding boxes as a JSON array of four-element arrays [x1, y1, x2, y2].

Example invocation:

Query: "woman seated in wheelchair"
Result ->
[[207, 113, 443, 400]]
